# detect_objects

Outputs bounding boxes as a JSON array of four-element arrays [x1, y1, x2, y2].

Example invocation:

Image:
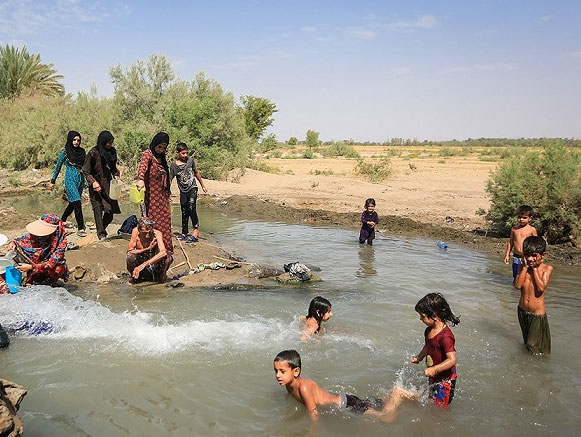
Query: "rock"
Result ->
[[0, 378, 26, 437], [248, 263, 284, 279], [276, 272, 321, 284]]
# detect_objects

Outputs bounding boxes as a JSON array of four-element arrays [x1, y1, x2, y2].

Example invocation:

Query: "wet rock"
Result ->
[[248, 263, 284, 279], [0, 378, 26, 437], [276, 273, 321, 284]]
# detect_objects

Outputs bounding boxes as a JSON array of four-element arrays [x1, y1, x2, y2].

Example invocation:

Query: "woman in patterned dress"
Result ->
[[48, 131, 87, 236], [136, 132, 174, 258]]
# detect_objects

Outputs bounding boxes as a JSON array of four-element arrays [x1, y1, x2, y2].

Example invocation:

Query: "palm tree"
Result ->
[[0, 45, 65, 98]]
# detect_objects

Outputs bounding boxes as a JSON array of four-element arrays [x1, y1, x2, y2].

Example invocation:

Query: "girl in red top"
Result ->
[[411, 293, 460, 406]]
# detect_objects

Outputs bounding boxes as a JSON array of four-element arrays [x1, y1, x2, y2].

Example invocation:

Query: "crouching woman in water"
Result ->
[[126, 218, 172, 284], [7, 214, 68, 287]]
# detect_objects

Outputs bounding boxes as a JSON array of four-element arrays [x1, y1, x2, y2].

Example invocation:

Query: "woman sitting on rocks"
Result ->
[[126, 217, 172, 284]]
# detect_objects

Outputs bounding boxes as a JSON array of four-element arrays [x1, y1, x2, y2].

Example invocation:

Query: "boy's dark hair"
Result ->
[[516, 205, 534, 217], [306, 296, 332, 329], [415, 293, 460, 326], [176, 142, 188, 152], [364, 198, 376, 208], [523, 235, 546, 255], [274, 350, 301, 371]]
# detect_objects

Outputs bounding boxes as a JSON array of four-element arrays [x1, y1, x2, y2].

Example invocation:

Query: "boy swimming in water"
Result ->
[[273, 350, 413, 422], [504, 205, 537, 282], [514, 235, 553, 354]]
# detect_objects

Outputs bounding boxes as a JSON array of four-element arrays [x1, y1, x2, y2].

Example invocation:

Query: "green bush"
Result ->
[[258, 133, 278, 152], [302, 149, 315, 159], [486, 141, 581, 244], [354, 157, 392, 183], [320, 142, 360, 158]]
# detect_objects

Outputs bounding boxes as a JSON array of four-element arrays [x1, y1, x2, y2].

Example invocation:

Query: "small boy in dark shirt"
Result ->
[[169, 143, 208, 242]]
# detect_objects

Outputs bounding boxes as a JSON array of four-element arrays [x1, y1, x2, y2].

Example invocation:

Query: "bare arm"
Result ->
[[530, 264, 553, 295], [411, 344, 429, 363], [127, 229, 147, 255], [514, 263, 528, 289], [425, 351, 457, 378], [195, 169, 207, 193], [299, 385, 319, 422], [504, 229, 514, 264]]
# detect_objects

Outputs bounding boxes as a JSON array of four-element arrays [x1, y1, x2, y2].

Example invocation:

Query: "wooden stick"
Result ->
[[166, 261, 186, 273], [212, 255, 251, 265], [177, 238, 193, 270], [31, 178, 51, 187]]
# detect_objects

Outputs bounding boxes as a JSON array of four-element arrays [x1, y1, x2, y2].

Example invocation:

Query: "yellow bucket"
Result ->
[[129, 183, 145, 204]]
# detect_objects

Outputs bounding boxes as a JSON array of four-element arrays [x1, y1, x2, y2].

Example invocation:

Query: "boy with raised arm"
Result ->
[[504, 205, 537, 282], [514, 236, 553, 354], [273, 350, 412, 422]]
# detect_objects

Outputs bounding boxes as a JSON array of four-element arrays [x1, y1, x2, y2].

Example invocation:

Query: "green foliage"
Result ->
[[354, 157, 392, 183], [258, 133, 278, 153], [287, 136, 298, 146], [486, 141, 581, 243], [302, 148, 315, 159], [320, 142, 360, 158], [305, 130, 320, 148], [247, 159, 281, 174], [239, 95, 277, 141], [0, 45, 64, 99]]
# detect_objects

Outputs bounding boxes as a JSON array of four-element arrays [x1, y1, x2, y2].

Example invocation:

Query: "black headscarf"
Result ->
[[64, 130, 85, 167], [96, 130, 118, 175], [149, 132, 170, 192]]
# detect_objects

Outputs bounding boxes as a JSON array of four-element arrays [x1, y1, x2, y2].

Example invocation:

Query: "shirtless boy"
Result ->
[[514, 236, 553, 354], [273, 350, 412, 422], [504, 205, 537, 282]]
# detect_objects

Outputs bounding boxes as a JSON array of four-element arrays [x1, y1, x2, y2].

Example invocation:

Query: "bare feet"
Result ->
[[365, 386, 416, 421]]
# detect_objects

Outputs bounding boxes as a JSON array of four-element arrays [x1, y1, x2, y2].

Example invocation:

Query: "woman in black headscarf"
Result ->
[[82, 130, 121, 241], [48, 131, 87, 235], [136, 132, 174, 258]]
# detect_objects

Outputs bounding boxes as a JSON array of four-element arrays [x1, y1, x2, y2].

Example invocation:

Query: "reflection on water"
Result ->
[[1, 214, 581, 436], [356, 244, 377, 277]]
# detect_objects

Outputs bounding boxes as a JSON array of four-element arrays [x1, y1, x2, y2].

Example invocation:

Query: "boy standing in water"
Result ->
[[514, 236, 553, 354], [504, 205, 537, 282], [169, 143, 208, 242], [273, 350, 413, 422]]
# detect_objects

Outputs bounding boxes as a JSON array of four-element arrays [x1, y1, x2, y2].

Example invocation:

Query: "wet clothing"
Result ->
[[512, 254, 523, 280], [517, 306, 551, 354], [13, 214, 68, 286], [126, 250, 173, 283], [339, 394, 384, 413], [424, 326, 457, 384], [179, 187, 199, 234], [359, 211, 379, 244], [138, 148, 173, 254], [82, 131, 121, 239], [429, 373, 456, 406], [170, 157, 197, 192]]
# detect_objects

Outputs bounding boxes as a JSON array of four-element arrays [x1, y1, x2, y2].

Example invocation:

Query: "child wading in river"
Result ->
[[514, 236, 553, 354], [411, 293, 460, 406], [359, 198, 378, 245], [169, 143, 208, 242], [504, 205, 537, 282], [300, 296, 332, 340]]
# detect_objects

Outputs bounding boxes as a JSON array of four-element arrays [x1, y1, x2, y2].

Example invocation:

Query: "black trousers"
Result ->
[[61, 200, 85, 230], [92, 205, 114, 239], [180, 187, 199, 234]]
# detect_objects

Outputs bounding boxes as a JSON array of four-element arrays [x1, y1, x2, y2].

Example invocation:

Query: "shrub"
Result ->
[[302, 148, 315, 159], [354, 157, 392, 183], [287, 136, 298, 146], [320, 142, 360, 158], [258, 133, 277, 152], [486, 141, 581, 244], [247, 159, 281, 174]]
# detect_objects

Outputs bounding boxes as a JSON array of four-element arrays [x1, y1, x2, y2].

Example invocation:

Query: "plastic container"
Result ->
[[437, 240, 448, 250], [0, 257, 12, 275], [4, 265, 22, 294], [129, 183, 145, 205], [109, 179, 123, 200]]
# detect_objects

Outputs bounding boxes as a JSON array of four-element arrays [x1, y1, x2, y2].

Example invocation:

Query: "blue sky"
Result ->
[[1, 0, 580, 141]]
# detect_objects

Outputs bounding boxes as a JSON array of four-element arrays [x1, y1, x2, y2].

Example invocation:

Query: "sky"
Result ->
[[1, 0, 580, 141]]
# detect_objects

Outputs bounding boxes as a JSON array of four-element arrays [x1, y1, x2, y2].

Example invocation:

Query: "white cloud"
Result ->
[[301, 26, 317, 33], [388, 14, 436, 30], [444, 62, 519, 73], [0, 0, 121, 36], [348, 28, 376, 40]]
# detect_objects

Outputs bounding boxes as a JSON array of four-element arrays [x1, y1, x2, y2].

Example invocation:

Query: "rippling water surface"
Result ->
[[1, 207, 580, 436]]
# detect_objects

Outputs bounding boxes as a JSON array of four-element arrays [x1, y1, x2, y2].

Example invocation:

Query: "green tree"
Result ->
[[287, 136, 298, 146], [486, 141, 581, 244], [239, 95, 277, 141], [306, 130, 320, 148], [0, 45, 64, 99], [110, 53, 175, 122]]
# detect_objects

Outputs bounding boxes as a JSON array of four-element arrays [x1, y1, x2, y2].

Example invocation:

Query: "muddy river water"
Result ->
[[1, 206, 580, 436]]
